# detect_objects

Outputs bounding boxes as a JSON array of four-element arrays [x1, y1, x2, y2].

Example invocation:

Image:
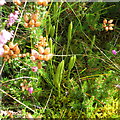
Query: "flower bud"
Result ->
[[37, 61, 42, 69], [24, 23, 29, 28], [29, 19, 35, 26], [14, 46, 20, 54], [109, 26, 113, 30], [44, 47, 50, 55], [105, 26, 109, 31], [38, 46, 44, 54], [38, 55, 44, 60], [9, 42, 14, 49], [34, 22, 41, 27], [112, 50, 117, 55], [30, 56, 36, 61], [108, 19, 113, 24], [9, 50, 14, 55], [23, 14, 29, 23], [43, 54, 53, 61], [31, 14, 38, 22], [109, 24, 114, 27], [103, 19, 107, 24], [13, 0, 22, 6], [3, 45, 9, 51]]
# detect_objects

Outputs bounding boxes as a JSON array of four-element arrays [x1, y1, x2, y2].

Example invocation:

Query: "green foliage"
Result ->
[[1, 2, 120, 119], [53, 60, 64, 97]]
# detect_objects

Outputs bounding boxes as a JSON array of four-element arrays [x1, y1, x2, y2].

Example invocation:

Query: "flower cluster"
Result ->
[[0, 0, 6, 6], [7, 11, 19, 27], [37, 0, 50, 6], [103, 19, 114, 31], [2, 42, 20, 61], [23, 13, 41, 28], [30, 36, 53, 69], [0, 30, 13, 56]]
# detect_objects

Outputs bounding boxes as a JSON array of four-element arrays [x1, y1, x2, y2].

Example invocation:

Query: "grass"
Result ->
[[0, 1, 120, 119]]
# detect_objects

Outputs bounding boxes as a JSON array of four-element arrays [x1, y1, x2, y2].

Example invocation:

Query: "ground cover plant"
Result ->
[[0, 1, 120, 119]]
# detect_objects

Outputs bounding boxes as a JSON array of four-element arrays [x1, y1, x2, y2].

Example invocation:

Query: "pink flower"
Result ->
[[0, 46, 4, 56], [112, 50, 117, 55], [0, 30, 13, 45], [31, 66, 38, 72], [7, 11, 19, 27], [28, 87, 33, 94], [0, 0, 6, 6]]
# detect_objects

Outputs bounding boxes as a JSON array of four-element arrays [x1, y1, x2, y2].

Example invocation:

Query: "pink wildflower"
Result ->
[[28, 87, 33, 94], [0, 46, 4, 56], [7, 11, 19, 27], [0, 0, 6, 6], [0, 30, 13, 45], [112, 50, 117, 55], [31, 66, 38, 72]]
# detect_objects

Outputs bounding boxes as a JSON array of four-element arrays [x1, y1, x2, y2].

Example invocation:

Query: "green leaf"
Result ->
[[68, 55, 76, 71]]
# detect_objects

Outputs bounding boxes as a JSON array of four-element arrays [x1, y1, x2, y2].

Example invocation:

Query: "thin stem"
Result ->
[[1, 76, 38, 84], [0, 88, 36, 113], [0, 61, 5, 76], [43, 88, 53, 113]]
